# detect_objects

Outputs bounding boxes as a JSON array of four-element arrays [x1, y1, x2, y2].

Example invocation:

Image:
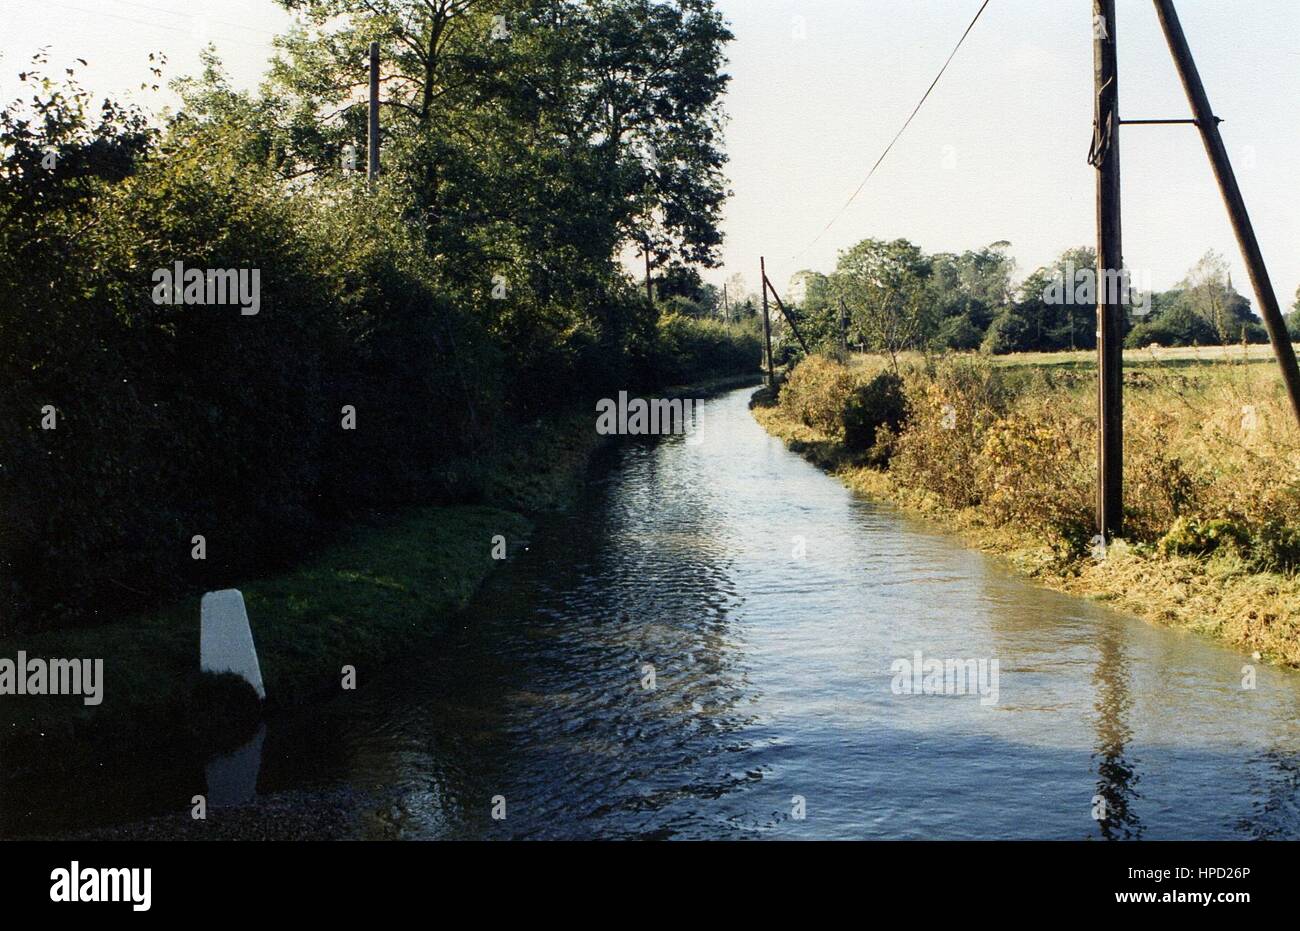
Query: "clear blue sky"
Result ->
[[3, 1, 1298, 304]]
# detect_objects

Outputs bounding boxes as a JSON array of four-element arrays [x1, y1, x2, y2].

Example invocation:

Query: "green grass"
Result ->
[[0, 505, 530, 745], [0, 369, 759, 749]]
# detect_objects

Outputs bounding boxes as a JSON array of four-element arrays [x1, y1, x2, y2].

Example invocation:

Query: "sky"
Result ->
[[2, 0, 1298, 305]]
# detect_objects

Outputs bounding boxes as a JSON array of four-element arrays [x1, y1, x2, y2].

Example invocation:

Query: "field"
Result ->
[[846, 342, 1295, 371], [755, 346, 1300, 666]]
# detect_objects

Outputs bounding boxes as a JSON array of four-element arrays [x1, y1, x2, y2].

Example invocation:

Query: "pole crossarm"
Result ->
[[1119, 117, 1210, 125]]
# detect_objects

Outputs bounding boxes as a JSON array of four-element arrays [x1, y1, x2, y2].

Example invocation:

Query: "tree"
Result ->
[[1125, 298, 1217, 347], [242, 0, 734, 404], [926, 242, 1014, 350], [1181, 250, 1253, 345], [833, 238, 932, 371], [787, 270, 837, 351], [264, 0, 730, 274], [980, 304, 1037, 354], [1011, 246, 1097, 352]]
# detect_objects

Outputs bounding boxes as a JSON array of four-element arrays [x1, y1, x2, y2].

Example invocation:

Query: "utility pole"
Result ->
[[762, 272, 811, 355], [645, 246, 653, 304], [368, 42, 380, 185], [1152, 0, 1300, 428], [722, 283, 730, 322], [839, 298, 850, 361], [761, 256, 774, 387], [1091, 0, 1123, 539]]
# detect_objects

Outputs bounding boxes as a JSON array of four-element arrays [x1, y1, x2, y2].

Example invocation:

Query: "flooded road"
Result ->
[[6, 387, 1300, 839]]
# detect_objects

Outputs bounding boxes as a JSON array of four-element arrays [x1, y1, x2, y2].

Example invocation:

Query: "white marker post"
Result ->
[[200, 589, 266, 700]]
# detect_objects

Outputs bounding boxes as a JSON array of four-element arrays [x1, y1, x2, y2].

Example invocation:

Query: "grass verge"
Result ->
[[0, 402, 611, 749], [1, 372, 761, 752], [0, 504, 531, 747]]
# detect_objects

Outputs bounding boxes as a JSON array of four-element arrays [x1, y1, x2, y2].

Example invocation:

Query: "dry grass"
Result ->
[[756, 350, 1300, 666], [844, 342, 1296, 370]]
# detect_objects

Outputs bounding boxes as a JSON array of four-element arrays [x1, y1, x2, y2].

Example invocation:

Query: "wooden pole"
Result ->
[[839, 298, 850, 360], [368, 41, 380, 185], [722, 283, 729, 322], [645, 246, 653, 304], [763, 274, 811, 354], [1152, 0, 1300, 428], [761, 257, 774, 387], [1092, 0, 1123, 538]]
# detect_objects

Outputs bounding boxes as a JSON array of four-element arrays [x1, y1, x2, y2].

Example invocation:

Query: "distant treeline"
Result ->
[[720, 238, 1300, 360], [0, 1, 755, 632]]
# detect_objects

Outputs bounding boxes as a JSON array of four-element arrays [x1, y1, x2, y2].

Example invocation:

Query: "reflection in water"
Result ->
[[1239, 749, 1300, 839], [205, 725, 266, 808], [1091, 624, 1142, 840], [1238, 686, 1300, 838], [4, 387, 1300, 839]]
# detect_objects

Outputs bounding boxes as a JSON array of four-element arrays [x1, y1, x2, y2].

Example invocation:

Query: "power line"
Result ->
[[793, 0, 993, 260], [109, 0, 285, 38], [39, 1, 274, 49]]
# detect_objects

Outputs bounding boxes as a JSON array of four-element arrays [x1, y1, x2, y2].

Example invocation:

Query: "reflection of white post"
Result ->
[[685, 400, 705, 446], [200, 589, 265, 699], [206, 724, 266, 807]]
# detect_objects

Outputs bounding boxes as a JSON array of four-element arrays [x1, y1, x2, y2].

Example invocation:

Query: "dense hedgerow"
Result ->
[[0, 71, 756, 633], [777, 355, 860, 435], [646, 312, 763, 388], [776, 353, 1300, 566]]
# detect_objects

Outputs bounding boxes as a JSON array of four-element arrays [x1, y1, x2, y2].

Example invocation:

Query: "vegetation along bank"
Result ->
[[754, 351, 1300, 667]]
